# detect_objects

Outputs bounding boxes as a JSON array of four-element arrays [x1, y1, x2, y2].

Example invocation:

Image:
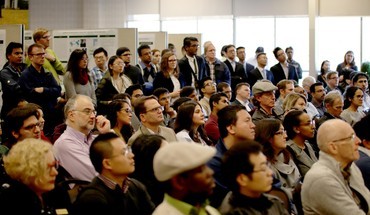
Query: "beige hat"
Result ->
[[153, 142, 216, 182], [252, 81, 278, 94]]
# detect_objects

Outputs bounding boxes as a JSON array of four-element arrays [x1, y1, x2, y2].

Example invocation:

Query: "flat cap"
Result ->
[[252, 81, 277, 94]]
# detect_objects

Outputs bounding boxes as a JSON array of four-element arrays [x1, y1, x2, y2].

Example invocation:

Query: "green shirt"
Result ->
[[165, 194, 211, 215]]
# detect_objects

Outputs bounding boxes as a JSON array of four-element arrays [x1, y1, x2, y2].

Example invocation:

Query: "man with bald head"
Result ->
[[301, 119, 370, 215]]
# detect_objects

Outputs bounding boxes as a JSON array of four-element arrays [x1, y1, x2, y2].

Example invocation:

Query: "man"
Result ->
[[294, 85, 319, 119], [302, 119, 370, 214], [252, 81, 283, 122], [220, 141, 289, 214], [317, 90, 344, 128], [207, 105, 256, 207], [286, 46, 303, 79], [1, 105, 41, 154], [236, 46, 255, 76], [223, 44, 247, 91], [246, 46, 264, 67], [275, 80, 295, 114], [91, 47, 108, 89], [302, 76, 316, 102], [352, 72, 370, 112], [217, 82, 232, 101], [204, 42, 231, 85], [199, 77, 217, 118], [73, 132, 155, 215], [30, 28, 65, 85], [204, 92, 229, 144], [325, 71, 343, 93], [125, 84, 144, 130], [270, 47, 299, 85], [137, 44, 157, 94], [310, 82, 327, 117], [153, 142, 220, 215], [153, 88, 177, 128], [231, 82, 254, 113], [19, 43, 62, 137], [248, 52, 275, 87], [53, 94, 111, 181], [0, 42, 27, 120], [128, 95, 177, 145], [117, 47, 144, 85], [178, 37, 206, 87]]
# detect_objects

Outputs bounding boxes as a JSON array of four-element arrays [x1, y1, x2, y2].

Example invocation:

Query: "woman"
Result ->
[[151, 49, 161, 72], [96, 56, 132, 115], [153, 52, 183, 100], [283, 110, 318, 177], [0, 139, 69, 215], [340, 86, 366, 126], [130, 134, 168, 206], [106, 99, 135, 143], [283, 92, 307, 113], [317, 60, 330, 88], [174, 100, 213, 146], [336, 51, 358, 81], [255, 119, 301, 199], [64, 49, 97, 106]]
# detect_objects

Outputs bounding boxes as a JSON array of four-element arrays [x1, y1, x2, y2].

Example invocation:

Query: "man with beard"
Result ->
[[153, 142, 220, 215], [53, 94, 111, 181], [116, 47, 144, 85]]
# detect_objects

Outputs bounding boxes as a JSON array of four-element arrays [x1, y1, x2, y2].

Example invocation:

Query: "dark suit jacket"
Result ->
[[270, 63, 298, 85], [248, 67, 275, 87], [152, 71, 184, 92], [231, 99, 255, 114], [124, 64, 144, 85], [205, 58, 231, 85], [178, 55, 207, 86], [224, 60, 247, 90]]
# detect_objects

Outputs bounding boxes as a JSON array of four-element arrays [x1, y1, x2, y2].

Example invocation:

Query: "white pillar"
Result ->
[[308, 0, 318, 77]]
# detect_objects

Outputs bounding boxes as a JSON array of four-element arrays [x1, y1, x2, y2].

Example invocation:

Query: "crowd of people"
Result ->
[[0, 27, 370, 215]]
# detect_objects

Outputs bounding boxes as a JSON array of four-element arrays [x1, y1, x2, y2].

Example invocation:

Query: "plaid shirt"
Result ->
[[90, 67, 107, 89]]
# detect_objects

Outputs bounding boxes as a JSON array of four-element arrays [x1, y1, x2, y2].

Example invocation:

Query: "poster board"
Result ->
[[0, 24, 24, 69], [138, 31, 167, 52]]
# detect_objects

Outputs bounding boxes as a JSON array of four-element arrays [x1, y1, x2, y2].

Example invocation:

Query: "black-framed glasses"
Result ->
[[30, 52, 46, 57], [145, 106, 164, 113], [332, 134, 356, 143], [73, 109, 97, 116], [23, 122, 41, 131]]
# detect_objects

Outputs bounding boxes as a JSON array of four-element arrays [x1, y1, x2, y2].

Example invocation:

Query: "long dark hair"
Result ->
[[343, 86, 361, 109], [66, 49, 91, 84], [174, 101, 213, 145], [255, 119, 291, 164], [283, 110, 305, 140], [106, 99, 134, 143]]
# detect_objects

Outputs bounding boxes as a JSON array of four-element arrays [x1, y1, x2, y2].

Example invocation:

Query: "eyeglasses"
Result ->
[[30, 52, 46, 57], [204, 82, 216, 87], [73, 109, 97, 116], [332, 133, 356, 143], [81, 57, 89, 61], [145, 106, 164, 113], [121, 108, 133, 114], [190, 44, 200, 48], [252, 162, 272, 173], [23, 122, 41, 131], [111, 145, 132, 158], [275, 130, 286, 136]]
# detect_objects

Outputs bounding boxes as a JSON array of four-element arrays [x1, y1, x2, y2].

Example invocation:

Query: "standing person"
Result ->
[[336, 50, 358, 81], [116, 47, 144, 85], [106, 99, 135, 143], [340, 86, 366, 126], [95, 55, 132, 115], [73, 133, 155, 215], [283, 110, 318, 177], [174, 100, 213, 146], [0, 42, 26, 121], [317, 60, 330, 88], [18, 43, 61, 137], [64, 49, 97, 106], [302, 119, 370, 215], [136, 45, 157, 95], [0, 139, 68, 215], [90, 47, 109, 89], [248, 52, 275, 87], [286, 46, 303, 79], [270, 47, 299, 85], [204, 42, 231, 85], [153, 52, 183, 100], [30, 28, 65, 84], [223, 44, 247, 91], [220, 141, 289, 215], [178, 37, 207, 87], [151, 49, 161, 72], [152, 142, 220, 215], [236, 46, 255, 75]]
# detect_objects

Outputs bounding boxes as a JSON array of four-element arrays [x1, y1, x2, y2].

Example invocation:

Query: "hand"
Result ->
[[34, 87, 44, 93], [170, 90, 180, 98], [95, 115, 111, 133], [45, 52, 56, 62]]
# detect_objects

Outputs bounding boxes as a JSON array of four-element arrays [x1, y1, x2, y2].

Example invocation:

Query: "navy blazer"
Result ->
[[205, 58, 231, 85], [224, 60, 248, 90], [178, 56, 207, 86], [248, 67, 275, 87], [270, 63, 299, 85]]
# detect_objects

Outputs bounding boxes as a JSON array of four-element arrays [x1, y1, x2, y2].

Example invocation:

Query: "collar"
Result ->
[[186, 55, 196, 61], [165, 194, 210, 215], [65, 126, 94, 144], [229, 192, 273, 211], [97, 174, 130, 193]]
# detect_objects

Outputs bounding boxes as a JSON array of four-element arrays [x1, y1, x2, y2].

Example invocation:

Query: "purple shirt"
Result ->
[[53, 126, 97, 181]]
